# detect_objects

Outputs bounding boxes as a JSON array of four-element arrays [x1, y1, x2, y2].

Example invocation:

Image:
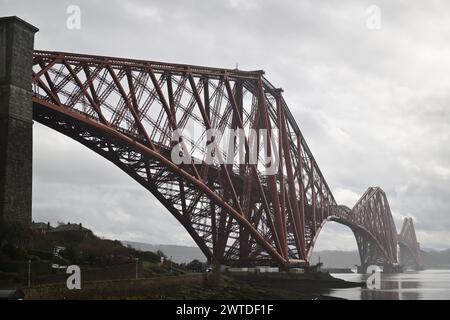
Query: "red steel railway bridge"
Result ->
[[0, 17, 422, 271]]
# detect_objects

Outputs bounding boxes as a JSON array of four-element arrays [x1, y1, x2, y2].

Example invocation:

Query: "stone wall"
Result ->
[[23, 274, 203, 299]]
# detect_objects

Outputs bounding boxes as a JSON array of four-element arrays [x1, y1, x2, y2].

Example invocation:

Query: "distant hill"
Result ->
[[420, 249, 450, 268], [121, 241, 206, 264]]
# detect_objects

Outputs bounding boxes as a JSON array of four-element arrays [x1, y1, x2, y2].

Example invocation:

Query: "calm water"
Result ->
[[329, 269, 450, 300]]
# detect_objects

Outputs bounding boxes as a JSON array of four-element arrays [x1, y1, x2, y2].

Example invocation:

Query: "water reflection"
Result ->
[[328, 269, 450, 300]]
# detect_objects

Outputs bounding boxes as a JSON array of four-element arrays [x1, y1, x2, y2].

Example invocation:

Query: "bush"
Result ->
[[61, 245, 79, 264], [2, 244, 28, 261], [28, 249, 53, 260], [186, 259, 206, 272], [0, 260, 51, 275]]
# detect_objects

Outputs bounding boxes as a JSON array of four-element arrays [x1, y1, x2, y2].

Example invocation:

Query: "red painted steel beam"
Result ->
[[33, 97, 289, 265]]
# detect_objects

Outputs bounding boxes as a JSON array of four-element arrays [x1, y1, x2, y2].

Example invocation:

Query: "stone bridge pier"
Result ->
[[0, 16, 38, 226]]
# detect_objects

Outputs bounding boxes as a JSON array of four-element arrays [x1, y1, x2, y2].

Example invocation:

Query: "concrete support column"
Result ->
[[0, 16, 38, 226]]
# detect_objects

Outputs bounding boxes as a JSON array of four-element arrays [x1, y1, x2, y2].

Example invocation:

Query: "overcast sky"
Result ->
[[2, 0, 449, 252]]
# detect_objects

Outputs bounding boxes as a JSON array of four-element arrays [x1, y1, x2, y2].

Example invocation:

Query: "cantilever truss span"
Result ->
[[398, 218, 422, 269], [31, 50, 419, 268]]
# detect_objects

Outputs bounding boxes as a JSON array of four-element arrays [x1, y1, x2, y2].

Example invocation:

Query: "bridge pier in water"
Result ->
[[0, 17, 38, 226]]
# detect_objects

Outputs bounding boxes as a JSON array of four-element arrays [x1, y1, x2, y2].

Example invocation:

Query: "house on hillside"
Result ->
[[48, 222, 93, 238], [31, 221, 54, 234]]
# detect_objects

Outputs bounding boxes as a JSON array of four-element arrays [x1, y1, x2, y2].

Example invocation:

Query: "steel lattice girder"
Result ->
[[31, 50, 412, 267]]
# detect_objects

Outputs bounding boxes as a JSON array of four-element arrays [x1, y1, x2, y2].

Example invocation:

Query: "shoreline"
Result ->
[[20, 271, 362, 300]]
